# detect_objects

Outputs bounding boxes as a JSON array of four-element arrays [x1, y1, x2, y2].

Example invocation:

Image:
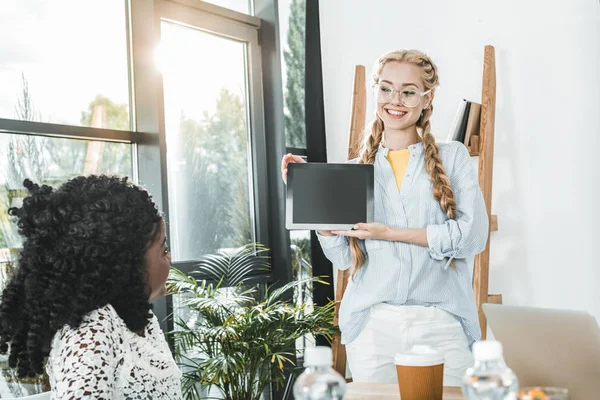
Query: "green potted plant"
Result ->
[[167, 243, 337, 400]]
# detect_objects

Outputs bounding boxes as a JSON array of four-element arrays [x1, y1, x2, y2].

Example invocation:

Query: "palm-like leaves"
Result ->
[[192, 243, 271, 287], [167, 243, 337, 400]]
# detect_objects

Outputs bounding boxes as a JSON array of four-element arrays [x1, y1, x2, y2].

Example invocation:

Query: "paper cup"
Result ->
[[394, 345, 444, 400]]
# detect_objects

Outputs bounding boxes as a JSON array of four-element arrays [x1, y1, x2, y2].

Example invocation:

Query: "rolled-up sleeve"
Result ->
[[316, 231, 355, 271], [426, 143, 489, 268]]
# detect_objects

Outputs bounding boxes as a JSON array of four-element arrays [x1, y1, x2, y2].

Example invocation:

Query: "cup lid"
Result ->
[[394, 345, 444, 366]]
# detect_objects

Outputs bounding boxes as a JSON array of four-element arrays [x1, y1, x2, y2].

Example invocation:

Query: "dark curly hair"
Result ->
[[0, 175, 163, 378]]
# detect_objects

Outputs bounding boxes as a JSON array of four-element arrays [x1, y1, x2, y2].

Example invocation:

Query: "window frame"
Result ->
[[155, 0, 268, 266]]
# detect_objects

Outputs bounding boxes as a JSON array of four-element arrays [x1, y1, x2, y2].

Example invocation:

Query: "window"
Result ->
[[160, 21, 254, 261], [290, 229, 314, 352], [147, 1, 272, 396], [0, 0, 130, 129], [279, 0, 306, 150], [278, 0, 319, 356], [153, 1, 267, 266], [279, 0, 310, 270]]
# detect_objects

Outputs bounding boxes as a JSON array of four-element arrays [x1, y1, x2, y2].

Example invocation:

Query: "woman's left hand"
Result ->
[[332, 222, 391, 240]]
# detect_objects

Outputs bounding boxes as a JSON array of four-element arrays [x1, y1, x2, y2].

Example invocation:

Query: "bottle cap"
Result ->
[[304, 346, 333, 367], [473, 340, 503, 361]]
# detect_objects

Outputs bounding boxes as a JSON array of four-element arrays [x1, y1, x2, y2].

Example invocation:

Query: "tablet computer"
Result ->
[[285, 163, 374, 230]]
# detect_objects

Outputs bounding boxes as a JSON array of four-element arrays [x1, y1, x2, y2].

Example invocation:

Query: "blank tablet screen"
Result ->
[[286, 163, 374, 230]]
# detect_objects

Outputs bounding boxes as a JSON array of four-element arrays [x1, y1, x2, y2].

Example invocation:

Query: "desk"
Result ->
[[345, 382, 465, 400]]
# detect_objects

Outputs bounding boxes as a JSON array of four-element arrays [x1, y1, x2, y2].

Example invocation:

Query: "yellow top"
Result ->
[[386, 149, 411, 191]]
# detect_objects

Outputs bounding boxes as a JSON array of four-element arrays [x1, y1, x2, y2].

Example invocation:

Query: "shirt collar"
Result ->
[[377, 138, 423, 157]]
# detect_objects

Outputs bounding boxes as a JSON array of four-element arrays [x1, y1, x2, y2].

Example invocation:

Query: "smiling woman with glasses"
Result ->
[[281, 49, 489, 387]]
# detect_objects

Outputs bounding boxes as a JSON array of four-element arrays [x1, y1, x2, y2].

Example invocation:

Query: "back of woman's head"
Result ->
[[0, 175, 163, 377]]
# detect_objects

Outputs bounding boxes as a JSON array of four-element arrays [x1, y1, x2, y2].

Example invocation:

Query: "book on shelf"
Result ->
[[446, 99, 467, 143], [446, 99, 481, 148], [464, 102, 481, 149], [455, 101, 471, 144]]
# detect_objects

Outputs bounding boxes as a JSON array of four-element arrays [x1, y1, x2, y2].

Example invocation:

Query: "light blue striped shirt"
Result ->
[[317, 141, 489, 346]]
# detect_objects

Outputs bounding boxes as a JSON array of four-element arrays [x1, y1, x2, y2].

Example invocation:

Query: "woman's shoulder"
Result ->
[[435, 140, 468, 156], [55, 304, 126, 342], [82, 304, 126, 328], [49, 305, 127, 369], [434, 140, 471, 167]]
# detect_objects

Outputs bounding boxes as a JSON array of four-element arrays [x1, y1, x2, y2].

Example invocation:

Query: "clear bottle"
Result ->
[[462, 340, 519, 400], [293, 346, 346, 400]]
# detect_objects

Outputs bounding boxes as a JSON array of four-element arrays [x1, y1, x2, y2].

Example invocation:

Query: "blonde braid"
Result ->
[[416, 55, 458, 268], [349, 117, 383, 279], [420, 106, 456, 219]]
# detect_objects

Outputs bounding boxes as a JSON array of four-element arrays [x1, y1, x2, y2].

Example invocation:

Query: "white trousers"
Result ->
[[345, 304, 473, 386]]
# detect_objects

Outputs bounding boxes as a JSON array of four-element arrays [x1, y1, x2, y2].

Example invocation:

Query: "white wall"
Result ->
[[319, 1, 600, 320]]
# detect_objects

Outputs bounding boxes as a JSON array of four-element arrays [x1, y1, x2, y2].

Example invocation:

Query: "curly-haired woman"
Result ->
[[281, 50, 489, 385], [0, 175, 181, 399]]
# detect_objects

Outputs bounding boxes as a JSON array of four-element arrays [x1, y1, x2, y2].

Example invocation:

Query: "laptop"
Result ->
[[285, 163, 374, 230], [482, 304, 600, 399]]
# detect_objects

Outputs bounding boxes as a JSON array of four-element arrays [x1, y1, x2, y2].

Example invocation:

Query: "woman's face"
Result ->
[[145, 221, 171, 302], [375, 61, 431, 133]]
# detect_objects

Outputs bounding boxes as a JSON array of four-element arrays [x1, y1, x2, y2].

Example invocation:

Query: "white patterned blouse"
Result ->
[[46, 304, 181, 399]]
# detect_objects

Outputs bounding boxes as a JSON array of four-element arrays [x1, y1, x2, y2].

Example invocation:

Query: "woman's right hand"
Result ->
[[280, 153, 306, 184]]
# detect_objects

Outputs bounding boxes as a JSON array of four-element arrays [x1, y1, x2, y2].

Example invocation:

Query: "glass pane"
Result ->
[[202, 0, 251, 15], [0, 1, 130, 129], [160, 21, 254, 262], [290, 230, 314, 353], [279, 0, 306, 148], [290, 230, 312, 283], [0, 133, 132, 284]]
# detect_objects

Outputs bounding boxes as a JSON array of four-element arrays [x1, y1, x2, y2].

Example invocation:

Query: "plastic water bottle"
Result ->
[[462, 340, 519, 400], [293, 346, 346, 400]]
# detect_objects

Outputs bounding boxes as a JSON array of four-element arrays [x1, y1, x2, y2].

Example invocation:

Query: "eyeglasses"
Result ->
[[374, 83, 433, 108]]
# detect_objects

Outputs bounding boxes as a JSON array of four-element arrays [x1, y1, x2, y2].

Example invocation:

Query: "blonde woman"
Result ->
[[281, 50, 489, 385]]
